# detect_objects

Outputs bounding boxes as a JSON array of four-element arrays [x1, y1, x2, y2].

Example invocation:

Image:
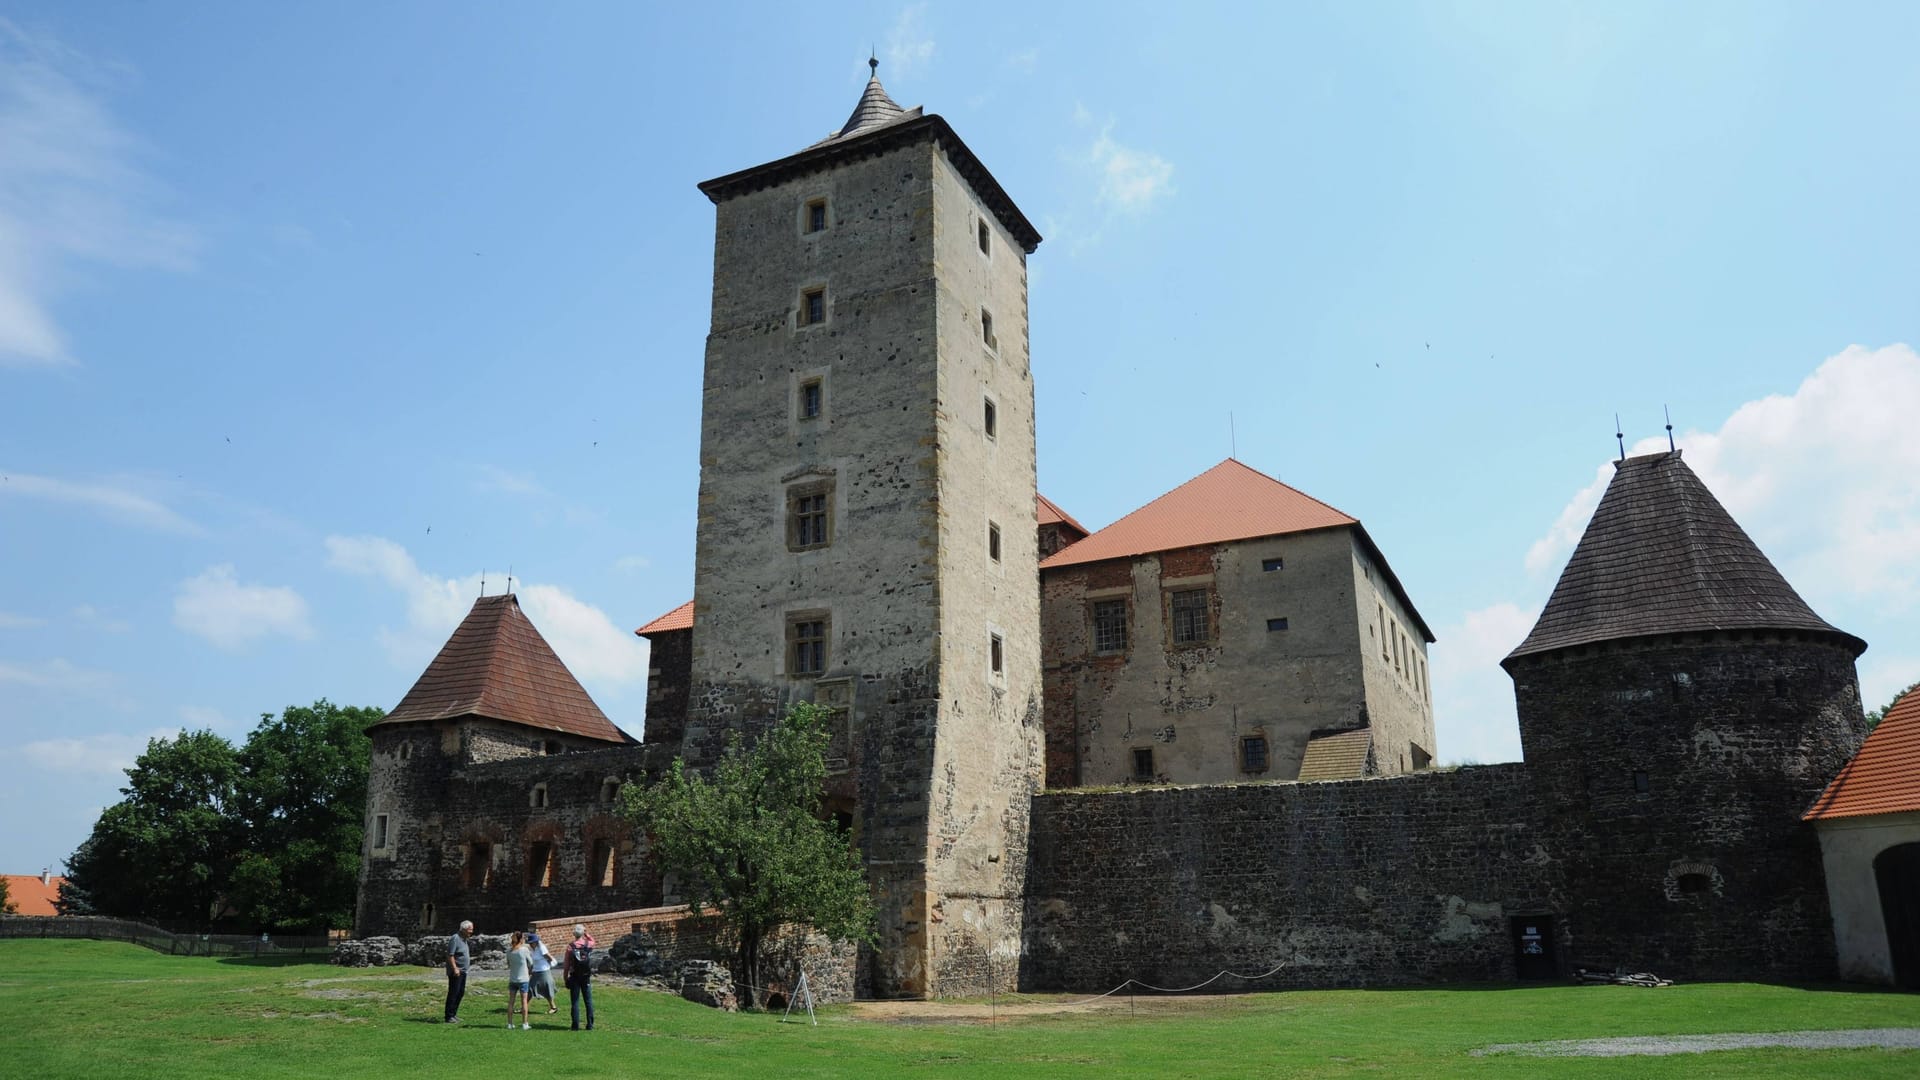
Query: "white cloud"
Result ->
[[1431, 602, 1533, 764], [18, 727, 176, 778], [884, 5, 935, 81], [0, 611, 45, 629], [172, 565, 312, 649], [613, 554, 652, 573], [1524, 344, 1920, 609], [325, 534, 647, 686], [0, 19, 195, 368], [1089, 128, 1175, 213], [70, 604, 129, 633], [1, 469, 200, 533], [0, 657, 117, 693]]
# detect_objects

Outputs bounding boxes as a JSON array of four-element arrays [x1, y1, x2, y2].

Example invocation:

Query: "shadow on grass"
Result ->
[[214, 954, 336, 968]]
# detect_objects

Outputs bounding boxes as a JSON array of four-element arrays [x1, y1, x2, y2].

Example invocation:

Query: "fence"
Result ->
[[0, 915, 331, 957]]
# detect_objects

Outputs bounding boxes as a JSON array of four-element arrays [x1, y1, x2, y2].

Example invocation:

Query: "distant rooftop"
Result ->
[[1805, 685, 1920, 822]]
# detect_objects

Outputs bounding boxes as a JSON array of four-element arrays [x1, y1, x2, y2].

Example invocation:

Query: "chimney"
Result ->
[[41, 867, 50, 886]]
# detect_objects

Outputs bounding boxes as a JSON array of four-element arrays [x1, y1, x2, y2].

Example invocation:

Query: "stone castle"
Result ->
[[353, 68, 1887, 996]]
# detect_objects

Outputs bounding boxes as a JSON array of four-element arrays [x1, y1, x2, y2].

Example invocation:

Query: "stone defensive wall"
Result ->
[[1020, 765, 1555, 991]]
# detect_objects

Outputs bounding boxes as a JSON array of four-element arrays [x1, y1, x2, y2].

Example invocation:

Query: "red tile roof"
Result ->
[[1036, 493, 1087, 534], [635, 600, 694, 636], [3, 874, 66, 916], [1805, 686, 1920, 821], [373, 594, 633, 744], [1040, 459, 1357, 570]]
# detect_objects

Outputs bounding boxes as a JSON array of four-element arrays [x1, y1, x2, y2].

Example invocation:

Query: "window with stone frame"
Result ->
[[805, 197, 828, 234], [983, 396, 997, 439], [529, 783, 549, 809], [1170, 588, 1212, 645], [801, 286, 827, 326], [1131, 746, 1155, 781], [590, 839, 617, 888], [787, 482, 832, 550], [980, 307, 997, 351], [799, 377, 824, 420], [977, 217, 991, 256], [373, 813, 390, 851], [526, 840, 556, 887], [788, 612, 829, 677], [988, 521, 1002, 563], [464, 842, 493, 889], [1240, 735, 1269, 773], [990, 632, 1004, 675], [1091, 598, 1128, 654]]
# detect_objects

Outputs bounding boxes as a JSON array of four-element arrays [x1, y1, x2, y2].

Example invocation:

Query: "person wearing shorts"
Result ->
[[505, 931, 533, 1029]]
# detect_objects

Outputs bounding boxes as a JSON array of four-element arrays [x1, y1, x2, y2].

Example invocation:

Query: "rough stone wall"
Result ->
[[356, 724, 669, 938], [1042, 527, 1421, 788], [1021, 766, 1555, 990], [1350, 541, 1434, 770], [641, 627, 691, 747], [1512, 633, 1866, 980], [1037, 521, 1081, 559]]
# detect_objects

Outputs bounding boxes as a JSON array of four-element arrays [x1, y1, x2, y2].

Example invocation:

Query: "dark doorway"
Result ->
[[1511, 915, 1557, 980], [1874, 842, 1920, 990]]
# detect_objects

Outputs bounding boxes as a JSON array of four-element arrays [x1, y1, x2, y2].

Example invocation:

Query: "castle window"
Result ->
[[398, 741, 412, 761], [787, 482, 833, 550], [1379, 605, 1389, 660], [464, 842, 493, 889], [1676, 872, 1710, 895], [1170, 588, 1211, 645], [988, 522, 1002, 563], [1132, 747, 1155, 781], [977, 218, 991, 256], [591, 839, 617, 888], [526, 840, 555, 888], [1262, 557, 1284, 572], [980, 308, 997, 351], [600, 778, 621, 804], [788, 613, 829, 676], [373, 813, 390, 851], [1240, 736, 1269, 773], [1092, 599, 1128, 654], [1410, 742, 1432, 770], [801, 287, 827, 327], [799, 378, 824, 420], [530, 783, 549, 809], [420, 902, 435, 930], [1266, 617, 1290, 632], [541, 739, 560, 756], [990, 632, 1004, 675], [983, 397, 997, 439], [805, 198, 828, 234], [1633, 771, 1650, 795]]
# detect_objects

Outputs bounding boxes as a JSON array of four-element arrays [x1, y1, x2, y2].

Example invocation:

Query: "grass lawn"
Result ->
[[4, 940, 1918, 1078]]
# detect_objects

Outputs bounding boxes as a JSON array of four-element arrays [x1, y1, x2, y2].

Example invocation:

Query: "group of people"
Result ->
[[442, 920, 596, 1031]]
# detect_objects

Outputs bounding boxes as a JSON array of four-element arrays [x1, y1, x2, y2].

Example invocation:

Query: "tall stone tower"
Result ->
[[1505, 450, 1867, 979], [684, 64, 1045, 998]]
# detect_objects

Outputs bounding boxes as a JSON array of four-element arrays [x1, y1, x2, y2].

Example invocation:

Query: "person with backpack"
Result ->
[[562, 923, 596, 1031]]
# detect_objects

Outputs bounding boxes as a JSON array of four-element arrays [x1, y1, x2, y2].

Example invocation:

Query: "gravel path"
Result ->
[[1473, 1028, 1920, 1057]]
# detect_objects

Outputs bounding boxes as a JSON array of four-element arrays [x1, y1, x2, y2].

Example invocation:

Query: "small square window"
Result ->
[[374, 813, 390, 850], [1266, 617, 1289, 632], [1633, 771, 1651, 795], [802, 288, 827, 326], [990, 632, 1004, 675], [1171, 588, 1211, 645], [980, 308, 996, 350], [978, 219, 991, 255], [988, 522, 1001, 562], [1240, 736, 1269, 773], [805, 198, 828, 234], [1132, 746, 1155, 781], [1261, 557, 1284, 572], [1091, 599, 1128, 654], [800, 378, 824, 419], [983, 398, 997, 439], [789, 615, 829, 676]]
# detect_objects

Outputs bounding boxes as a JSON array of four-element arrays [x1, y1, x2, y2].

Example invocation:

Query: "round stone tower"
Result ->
[[1505, 450, 1867, 980]]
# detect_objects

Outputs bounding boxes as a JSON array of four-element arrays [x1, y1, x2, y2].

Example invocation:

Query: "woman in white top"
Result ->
[[527, 930, 558, 1014], [505, 931, 533, 1029]]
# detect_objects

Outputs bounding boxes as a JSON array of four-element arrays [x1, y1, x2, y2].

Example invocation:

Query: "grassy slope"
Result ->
[[3, 940, 1918, 1078]]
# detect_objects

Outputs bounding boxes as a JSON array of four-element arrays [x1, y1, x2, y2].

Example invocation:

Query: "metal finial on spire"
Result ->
[[1664, 404, 1675, 453], [870, 48, 878, 76], [1615, 414, 1625, 462], [480, 570, 487, 598]]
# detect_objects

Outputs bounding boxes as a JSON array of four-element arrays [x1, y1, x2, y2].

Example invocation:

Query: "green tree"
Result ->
[[227, 700, 381, 931], [63, 729, 240, 926], [624, 703, 876, 1007], [1, 874, 14, 915], [1867, 680, 1920, 731]]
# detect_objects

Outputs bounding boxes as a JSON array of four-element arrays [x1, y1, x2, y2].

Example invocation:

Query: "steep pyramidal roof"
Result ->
[[1506, 451, 1863, 664], [1040, 459, 1357, 570], [1805, 685, 1920, 821], [827, 64, 916, 143], [375, 594, 632, 744]]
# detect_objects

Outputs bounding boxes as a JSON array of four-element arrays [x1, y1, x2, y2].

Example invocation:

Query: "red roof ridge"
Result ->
[[1805, 685, 1920, 821], [1036, 492, 1087, 534], [636, 599, 695, 636]]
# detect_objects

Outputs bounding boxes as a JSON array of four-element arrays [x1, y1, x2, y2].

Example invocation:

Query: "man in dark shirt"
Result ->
[[444, 920, 474, 1022]]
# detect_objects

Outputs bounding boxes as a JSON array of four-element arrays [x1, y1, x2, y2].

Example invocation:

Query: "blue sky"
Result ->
[[2, 1, 1916, 874]]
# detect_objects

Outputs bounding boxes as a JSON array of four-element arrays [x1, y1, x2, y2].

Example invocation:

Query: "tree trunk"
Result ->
[[736, 926, 761, 1009]]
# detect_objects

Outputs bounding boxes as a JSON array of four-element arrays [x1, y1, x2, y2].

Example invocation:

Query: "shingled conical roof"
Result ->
[[1505, 450, 1863, 665], [373, 594, 633, 744], [837, 67, 907, 139]]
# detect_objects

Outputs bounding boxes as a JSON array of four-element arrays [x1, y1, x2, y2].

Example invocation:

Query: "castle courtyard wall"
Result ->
[[1020, 765, 1554, 991]]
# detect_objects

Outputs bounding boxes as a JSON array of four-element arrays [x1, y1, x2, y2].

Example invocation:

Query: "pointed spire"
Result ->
[[835, 58, 908, 140], [1505, 451, 1864, 665]]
